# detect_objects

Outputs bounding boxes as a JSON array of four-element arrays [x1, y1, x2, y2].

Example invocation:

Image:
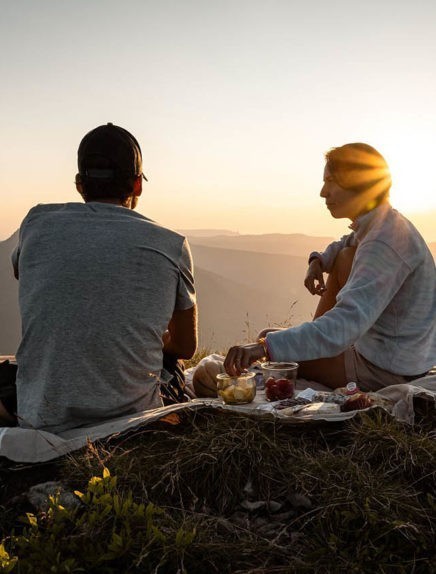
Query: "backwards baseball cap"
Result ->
[[78, 122, 148, 181]]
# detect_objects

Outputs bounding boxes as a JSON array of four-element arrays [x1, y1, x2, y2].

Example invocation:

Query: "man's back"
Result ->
[[13, 202, 195, 432]]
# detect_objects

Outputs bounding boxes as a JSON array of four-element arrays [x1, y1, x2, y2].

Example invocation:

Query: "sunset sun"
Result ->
[[386, 141, 436, 214]]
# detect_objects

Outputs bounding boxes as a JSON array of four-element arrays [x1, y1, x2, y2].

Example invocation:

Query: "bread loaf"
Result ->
[[192, 359, 225, 397]]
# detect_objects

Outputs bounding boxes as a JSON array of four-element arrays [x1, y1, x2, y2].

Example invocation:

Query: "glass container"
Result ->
[[216, 372, 256, 405], [260, 361, 299, 401]]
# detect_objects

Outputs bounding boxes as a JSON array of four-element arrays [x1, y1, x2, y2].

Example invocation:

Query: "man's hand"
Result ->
[[304, 258, 326, 296], [224, 342, 266, 376]]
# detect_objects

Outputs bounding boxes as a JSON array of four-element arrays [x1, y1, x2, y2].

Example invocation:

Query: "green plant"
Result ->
[[2, 468, 197, 573]]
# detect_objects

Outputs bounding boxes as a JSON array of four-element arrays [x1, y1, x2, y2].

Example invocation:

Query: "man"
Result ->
[[0, 123, 197, 431], [224, 143, 435, 390]]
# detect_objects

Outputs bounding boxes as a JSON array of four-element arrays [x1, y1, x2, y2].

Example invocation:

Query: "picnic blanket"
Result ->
[[1, 369, 435, 464]]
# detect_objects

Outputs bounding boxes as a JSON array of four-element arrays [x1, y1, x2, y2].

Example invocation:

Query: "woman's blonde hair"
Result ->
[[325, 143, 392, 205]]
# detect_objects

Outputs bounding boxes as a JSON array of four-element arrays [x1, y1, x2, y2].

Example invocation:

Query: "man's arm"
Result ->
[[162, 304, 198, 359], [11, 245, 19, 280]]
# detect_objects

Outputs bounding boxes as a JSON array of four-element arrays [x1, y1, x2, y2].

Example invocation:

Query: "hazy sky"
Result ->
[[2, 0, 436, 241]]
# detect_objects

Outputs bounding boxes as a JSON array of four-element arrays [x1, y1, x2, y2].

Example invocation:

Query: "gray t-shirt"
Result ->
[[12, 202, 196, 433]]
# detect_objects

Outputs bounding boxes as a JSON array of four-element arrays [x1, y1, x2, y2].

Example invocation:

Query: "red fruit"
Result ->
[[276, 378, 294, 399], [265, 376, 276, 389], [265, 382, 279, 401]]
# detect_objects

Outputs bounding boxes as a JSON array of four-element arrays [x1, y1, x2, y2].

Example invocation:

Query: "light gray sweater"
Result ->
[[266, 204, 435, 376]]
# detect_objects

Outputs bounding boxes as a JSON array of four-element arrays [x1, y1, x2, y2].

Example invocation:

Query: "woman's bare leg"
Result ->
[[313, 246, 356, 318], [298, 246, 357, 388]]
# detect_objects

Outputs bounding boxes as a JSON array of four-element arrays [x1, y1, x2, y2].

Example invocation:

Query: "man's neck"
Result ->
[[86, 198, 134, 209]]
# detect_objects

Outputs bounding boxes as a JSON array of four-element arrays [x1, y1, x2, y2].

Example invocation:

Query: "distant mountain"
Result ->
[[187, 231, 436, 260], [177, 229, 240, 237], [1, 229, 434, 354], [194, 256, 316, 350], [194, 267, 291, 351], [186, 232, 334, 256], [191, 242, 315, 306]]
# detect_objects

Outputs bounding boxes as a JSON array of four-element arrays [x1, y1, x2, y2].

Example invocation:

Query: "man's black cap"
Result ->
[[78, 123, 148, 181]]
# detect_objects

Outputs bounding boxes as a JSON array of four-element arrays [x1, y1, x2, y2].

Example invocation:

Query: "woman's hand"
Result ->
[[224, 342, 266, 376], [304, 258, 326, 296]]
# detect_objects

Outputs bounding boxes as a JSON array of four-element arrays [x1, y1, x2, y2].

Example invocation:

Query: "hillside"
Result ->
[[187, 232, 334, 256], [191, 244, 316, 348], [187, 231, 436, 260], [194, 265, 312, 350]]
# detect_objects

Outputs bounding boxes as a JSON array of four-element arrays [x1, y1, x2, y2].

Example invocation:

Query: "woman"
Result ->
[[224, 143, 435, 391]]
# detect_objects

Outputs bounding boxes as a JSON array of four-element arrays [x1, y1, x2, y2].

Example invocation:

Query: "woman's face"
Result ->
[[320, 164, 367, 220]]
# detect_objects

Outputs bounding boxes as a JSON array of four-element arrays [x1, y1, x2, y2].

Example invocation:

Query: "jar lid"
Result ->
[[346, 382, 359, 395]]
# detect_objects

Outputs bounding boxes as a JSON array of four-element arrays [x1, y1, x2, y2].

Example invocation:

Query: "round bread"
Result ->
[[192, 359, 224, 397]]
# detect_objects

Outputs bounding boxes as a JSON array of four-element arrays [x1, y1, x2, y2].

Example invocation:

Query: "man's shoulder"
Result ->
[[22, 202, 91, 221], [23, 204, 185, 236], [132, 212, 190, 247], [25, 202, 68, 216]]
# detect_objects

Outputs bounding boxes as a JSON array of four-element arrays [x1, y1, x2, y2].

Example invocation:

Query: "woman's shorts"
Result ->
[[344, 346, 427, 392]]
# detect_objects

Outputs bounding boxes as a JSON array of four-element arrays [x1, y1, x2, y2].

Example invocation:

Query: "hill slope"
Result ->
[[187, 232, 334, 256], [190, 243, 316, 341]]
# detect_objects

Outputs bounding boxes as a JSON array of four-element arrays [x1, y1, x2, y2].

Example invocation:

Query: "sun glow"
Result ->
[[385, 139, 436, 214]]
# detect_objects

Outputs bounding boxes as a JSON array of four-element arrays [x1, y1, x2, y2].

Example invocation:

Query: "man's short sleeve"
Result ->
[[10, 206, 39, 279], [175, 239, 196, 310]]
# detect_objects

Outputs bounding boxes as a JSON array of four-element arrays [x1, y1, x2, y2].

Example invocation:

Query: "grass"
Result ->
[[0, 403, 435, 573]]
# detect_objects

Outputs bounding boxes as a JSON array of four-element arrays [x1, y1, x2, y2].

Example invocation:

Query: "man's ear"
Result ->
[[133, 175, 143, 197], [75, 174, 84, 197]]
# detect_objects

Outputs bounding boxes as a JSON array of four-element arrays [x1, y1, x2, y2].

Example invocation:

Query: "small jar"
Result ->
[[216, 372, 256, 404]]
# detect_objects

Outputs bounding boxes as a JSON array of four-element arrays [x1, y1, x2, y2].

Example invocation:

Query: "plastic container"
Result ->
[[216, 372, 256, 405], [260, 361, 299, 401]]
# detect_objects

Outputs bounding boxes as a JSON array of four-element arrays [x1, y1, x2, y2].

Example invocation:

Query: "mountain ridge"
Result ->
[[1, 229, 434, 352]]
